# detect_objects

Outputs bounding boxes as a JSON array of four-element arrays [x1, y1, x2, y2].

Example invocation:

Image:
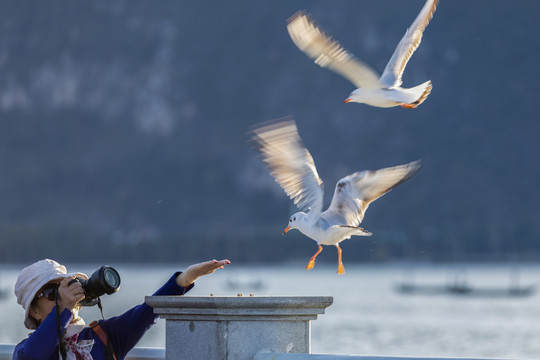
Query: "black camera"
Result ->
[[69, 265, 121, 306]]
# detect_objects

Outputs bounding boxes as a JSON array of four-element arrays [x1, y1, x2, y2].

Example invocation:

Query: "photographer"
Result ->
[[13, 258, 230, 360]]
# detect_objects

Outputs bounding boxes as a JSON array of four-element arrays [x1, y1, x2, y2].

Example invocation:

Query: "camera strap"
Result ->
[[55, 288, 68, 360], [88, 298, 118, 360], [89, 321, 118, 360]]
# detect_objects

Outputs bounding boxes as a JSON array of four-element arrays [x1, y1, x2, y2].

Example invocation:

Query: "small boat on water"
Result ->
[[396, 281, 536, 297], [395, 266, 536, 298]]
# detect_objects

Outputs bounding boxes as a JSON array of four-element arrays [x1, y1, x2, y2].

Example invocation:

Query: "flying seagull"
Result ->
[[287, 0, 438, 108], [250, 117, 422, 274]]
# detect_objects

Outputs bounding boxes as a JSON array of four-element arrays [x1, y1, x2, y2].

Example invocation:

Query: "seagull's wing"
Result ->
[[323, 160, 422, 227], [379, 0, 438, 87], [287, 11, 381, 89], [250, 117, 324, 219]]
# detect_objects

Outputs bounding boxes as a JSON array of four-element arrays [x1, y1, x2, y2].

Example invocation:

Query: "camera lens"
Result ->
[[83, 265, 121, 301], [75, 265, 121, 306], [103, 267, 121, 290]]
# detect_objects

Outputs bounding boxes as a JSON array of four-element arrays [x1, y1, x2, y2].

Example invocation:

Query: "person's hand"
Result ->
[[176, 259, 231, 288], [56, 276, 85, 313]]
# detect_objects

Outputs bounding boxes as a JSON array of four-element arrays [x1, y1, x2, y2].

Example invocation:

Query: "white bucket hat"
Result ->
[[14, 259, 88, 329]]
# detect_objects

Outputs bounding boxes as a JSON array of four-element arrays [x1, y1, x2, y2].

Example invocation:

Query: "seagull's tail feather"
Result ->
[[404, 80, 432, 108], [338, 225, 372, 236]]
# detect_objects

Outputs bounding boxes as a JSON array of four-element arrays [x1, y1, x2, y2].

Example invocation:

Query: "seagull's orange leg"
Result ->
[[306, 245, 323, 270], [336, 244, 345, 275]]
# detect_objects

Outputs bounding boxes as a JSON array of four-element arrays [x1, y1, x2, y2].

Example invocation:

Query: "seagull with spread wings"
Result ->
[[287, 0, 438, 108], [251, 117, 422, 274]]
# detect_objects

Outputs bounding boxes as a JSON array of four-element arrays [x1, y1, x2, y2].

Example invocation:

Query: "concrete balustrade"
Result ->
[[0, 344, 164, 360], [145, 295, 333, 360], [0, 295, 521, 360], [253, 350, 519, 360]]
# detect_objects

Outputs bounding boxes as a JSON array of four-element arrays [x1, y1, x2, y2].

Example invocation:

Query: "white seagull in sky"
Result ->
[[287, 0, 438, 108], [250, 117, 422, 274]]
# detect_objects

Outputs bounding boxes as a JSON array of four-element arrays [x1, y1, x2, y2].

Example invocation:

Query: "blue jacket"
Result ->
[[13, 272, 193, 360]]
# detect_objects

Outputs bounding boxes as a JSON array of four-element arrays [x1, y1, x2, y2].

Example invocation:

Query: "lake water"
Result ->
[[1, 262, 540, 359]]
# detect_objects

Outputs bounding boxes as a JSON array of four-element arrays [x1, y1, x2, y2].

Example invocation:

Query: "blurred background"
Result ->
[[0, 0, 539, 264], [0, 0, 540, 358]]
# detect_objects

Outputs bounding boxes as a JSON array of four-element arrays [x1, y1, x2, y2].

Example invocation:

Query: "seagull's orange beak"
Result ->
[[343, 98, 352, 103], [282, 226, 291, 235]]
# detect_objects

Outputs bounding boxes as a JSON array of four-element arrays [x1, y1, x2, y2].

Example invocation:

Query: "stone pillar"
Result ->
[[145, 295, 333, 360]]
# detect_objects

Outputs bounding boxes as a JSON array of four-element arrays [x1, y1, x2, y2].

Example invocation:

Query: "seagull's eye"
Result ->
[[289, 219, 292, 222], [293, 217, 296, 221]]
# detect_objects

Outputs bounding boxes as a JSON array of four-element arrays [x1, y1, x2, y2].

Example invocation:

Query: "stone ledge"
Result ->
[[146, 296, 333, 320]]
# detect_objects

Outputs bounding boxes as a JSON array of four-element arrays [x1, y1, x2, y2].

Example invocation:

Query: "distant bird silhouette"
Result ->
[[287, 0, 438, 108], [250, 117, 422, 274]]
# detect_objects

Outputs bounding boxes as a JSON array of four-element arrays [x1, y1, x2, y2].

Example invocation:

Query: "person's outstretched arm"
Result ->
[[102, 259, 230, 358]]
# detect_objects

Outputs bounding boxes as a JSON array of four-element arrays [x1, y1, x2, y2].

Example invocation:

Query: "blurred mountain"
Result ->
[[0, 0, 539, 264]]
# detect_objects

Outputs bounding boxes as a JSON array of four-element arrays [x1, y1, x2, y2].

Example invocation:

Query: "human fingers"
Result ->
[[58, 277, 76, 297], [57, 277, 85, 309], [57, 289, 85, 312], [206, 259, 230, 272], [67, 282, 85, 298], [215, 259, 231, 269], [206, 259, 230, 268], [58, 276, 75, 289], [176, 259, 230, 287], [198, 259, 230, 274], [58, 277, 83, 295], [217, 259, 231, 268]]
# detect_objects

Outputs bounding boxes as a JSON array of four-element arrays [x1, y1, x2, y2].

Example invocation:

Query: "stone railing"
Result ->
[[0, 345, 520, 360], [253, 350, 518, 360], [0, 344, 164, 360], [2, 295, 521, 360]]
